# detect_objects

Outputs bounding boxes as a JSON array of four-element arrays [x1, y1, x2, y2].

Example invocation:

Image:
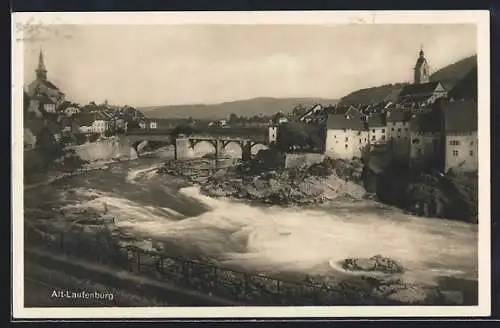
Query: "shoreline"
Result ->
[[22, 155, 478, 306]]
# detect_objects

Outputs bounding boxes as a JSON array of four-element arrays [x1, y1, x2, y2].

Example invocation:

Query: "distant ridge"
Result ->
[[139, 97, 339, 119], [338, 55, 477, 106]]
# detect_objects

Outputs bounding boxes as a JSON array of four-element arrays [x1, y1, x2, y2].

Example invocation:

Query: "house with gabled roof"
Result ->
[[325, 106, 369, 159], [409, 109, 443, 169], [397, 81, 448, 109], [442, 99, 478, 172], [385, 108, 412, 158], [367, 113, 387, 145]]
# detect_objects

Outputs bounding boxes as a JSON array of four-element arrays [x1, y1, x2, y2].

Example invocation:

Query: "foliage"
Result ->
[[171, 124, 195, 137], [291, 104, 309, 119], [276, 122, 325, 153]]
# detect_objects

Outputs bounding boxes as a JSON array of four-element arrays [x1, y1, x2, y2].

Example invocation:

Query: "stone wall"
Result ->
[[70, 137, 137, 162], [284, 153, 325, 169]]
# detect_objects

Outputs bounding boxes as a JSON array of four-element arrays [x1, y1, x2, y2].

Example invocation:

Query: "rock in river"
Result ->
[[341, 255, 405, 274]]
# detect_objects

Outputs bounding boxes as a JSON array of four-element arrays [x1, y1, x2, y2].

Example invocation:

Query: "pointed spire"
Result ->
[[36, 49, 47, 80], [419, 45, 425, 57], [38, 49, 45, 70]]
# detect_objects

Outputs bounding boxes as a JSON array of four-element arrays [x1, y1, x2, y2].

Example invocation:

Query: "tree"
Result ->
[[228, 113, 238, 124], [277, 122, 312, 152], [171, 124, 195, 138], [291, 104, 309, 119]]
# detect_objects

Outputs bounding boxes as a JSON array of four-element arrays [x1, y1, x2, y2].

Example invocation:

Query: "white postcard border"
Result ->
[[11, 10, 491, 319]]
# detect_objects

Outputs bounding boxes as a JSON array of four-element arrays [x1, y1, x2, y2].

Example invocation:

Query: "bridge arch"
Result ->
[[187, 138, 268, 161]]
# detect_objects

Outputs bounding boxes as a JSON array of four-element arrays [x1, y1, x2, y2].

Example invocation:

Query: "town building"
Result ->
[[325, 106, 369, 159], [409, 110, 442, 169], [397, 81, 448, 109], [367, 113, 387, 145], [26, 50, 66, 112], [385, 108, 411, 159], [442, 99, 478, 172], [299, 104, 324, 123], [74, 112, 111, 134]]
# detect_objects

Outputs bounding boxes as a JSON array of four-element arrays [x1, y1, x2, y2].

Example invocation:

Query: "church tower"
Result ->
[[413, 47, 430, 84], [35, 49, 47, 81]]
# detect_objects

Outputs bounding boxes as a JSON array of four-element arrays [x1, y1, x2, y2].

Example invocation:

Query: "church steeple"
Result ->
[[36, 49, 47, 81], [413, 46, 430, 84]]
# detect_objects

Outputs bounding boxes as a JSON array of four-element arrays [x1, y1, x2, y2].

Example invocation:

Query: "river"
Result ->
[[24, 148, 478, 295]]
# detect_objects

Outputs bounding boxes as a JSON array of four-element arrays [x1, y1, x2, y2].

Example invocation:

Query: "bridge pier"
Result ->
[[214, 139, 223, 169], [241, 141, 252, 162], [174, 137, 190, 160]]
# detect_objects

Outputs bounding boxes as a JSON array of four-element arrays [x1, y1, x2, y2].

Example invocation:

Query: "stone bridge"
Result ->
[[124, 127, 270, 164]]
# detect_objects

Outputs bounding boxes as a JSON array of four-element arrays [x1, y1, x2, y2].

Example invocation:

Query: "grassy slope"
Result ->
[[338, 55, 477, 106]]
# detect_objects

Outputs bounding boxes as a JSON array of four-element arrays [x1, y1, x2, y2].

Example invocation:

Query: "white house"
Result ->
[[43, 102, 56, 113], [367, 113, 387, 145], [268, 125, 278, 144], [92, 119, 108, 133], [325, 106, 369, 159], [442, 99, 478, 172]]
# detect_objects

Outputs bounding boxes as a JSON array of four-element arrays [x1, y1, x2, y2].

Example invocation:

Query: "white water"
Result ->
[[55, 162, 478, 286]]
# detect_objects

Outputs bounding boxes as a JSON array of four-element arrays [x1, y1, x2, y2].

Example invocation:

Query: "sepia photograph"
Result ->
[[11, 11, 490, 319]]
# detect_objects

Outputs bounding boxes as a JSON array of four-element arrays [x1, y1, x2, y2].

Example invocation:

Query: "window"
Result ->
[[417, 148, 423, 155], [398, 128, 402, 132], [449, 140, 460, 146], [345, 137, 349, 142], [382, 129, 385, 133], [412, 138, 420, 144], [345, 144, 348, 149], [359, 139, 362, 143], [453, 150, 459, 156], [382, 135, 386, 141], [371, 136, 375, 141], [372, 129, 375, 133], [469, 150, 474, 156], [391, 128, 395, 131], [402, 121, 406, 126], [470, 140, 474, 146]]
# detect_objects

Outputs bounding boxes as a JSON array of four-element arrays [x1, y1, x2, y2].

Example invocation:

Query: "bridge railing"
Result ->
[[126, 126, 269, 142]]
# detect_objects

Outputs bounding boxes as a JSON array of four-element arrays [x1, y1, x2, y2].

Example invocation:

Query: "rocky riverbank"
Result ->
[[157, 156, 372, 207]]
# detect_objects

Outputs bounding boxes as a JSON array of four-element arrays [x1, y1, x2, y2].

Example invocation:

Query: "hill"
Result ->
[[429, 55, 477, 91], [338, 55, 477, 106], [139, 97, 339, 120], [338, 83, 407, 107], [449, 66, 477, 100]]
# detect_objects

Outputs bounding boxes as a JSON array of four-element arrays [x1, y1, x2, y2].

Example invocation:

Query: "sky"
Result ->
[[23, 24, 477, 107]]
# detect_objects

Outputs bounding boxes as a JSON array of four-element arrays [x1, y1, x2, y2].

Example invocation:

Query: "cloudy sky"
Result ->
[[23, 24, 476, 107]]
